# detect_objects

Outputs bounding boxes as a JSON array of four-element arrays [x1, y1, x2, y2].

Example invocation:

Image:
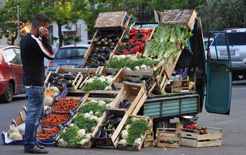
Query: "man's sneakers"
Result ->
[[36, 143, 45, 149], [24, 146, 49, 154]]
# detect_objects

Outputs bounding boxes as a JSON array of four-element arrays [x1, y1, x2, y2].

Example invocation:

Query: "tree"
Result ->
[[0, 0, 32, 45], [196, 0, 246, 36]]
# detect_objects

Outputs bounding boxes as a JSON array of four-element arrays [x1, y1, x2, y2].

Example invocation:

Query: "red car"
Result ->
[[0, 45, 25, 103]]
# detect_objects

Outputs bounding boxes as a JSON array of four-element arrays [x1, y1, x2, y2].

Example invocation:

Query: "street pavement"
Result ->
[[0, 80, 246, 155]]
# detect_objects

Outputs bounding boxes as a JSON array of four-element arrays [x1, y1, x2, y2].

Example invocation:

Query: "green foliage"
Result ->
[[78, 100, 111, 114], [72, 113, 98, 131], [59, 126, 84, 147], [196, 0, 246, 36]]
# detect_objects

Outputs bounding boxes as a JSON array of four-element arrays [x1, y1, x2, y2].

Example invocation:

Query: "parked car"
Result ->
[[208, 28, 246, 80], [47, 44, 90, 73], [0, 45, 25, 103]]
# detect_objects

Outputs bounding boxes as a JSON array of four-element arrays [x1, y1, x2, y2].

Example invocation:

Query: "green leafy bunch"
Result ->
[[72, 113, 98, 131], [59, 126, 84, 148]]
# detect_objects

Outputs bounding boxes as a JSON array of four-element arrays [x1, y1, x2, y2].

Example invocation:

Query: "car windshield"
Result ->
[[54, 47, 87, 59], [212, 32, 246, 46]]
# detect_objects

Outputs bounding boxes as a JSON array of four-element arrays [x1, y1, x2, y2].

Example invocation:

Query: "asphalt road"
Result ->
[[0, 80, 246, 155]]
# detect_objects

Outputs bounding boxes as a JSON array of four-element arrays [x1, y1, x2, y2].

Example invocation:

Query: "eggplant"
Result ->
[[105, 114, 115, 120], [140, 75, 150, 81], [106, 34, 117, 39], [103, 41, 109, 46], [110, 46, 115, 50], [104, 53, 110, 60], [94, 129, 102, 138], [103, 47, 112, 54], [109, 117, 122, 126], [123, 102, 132, 109], [64, 74, 76, 80], [112, 37, 118, 42], [109, 42, 115, 46], [53, 73, 63, 79], [108, 39, 113, 43], [96, 41, 102, 46], [98, 55, 106, 61], [101, 129, 108, 138], [99, 61, 105, 66], [102, 123, 109, 128], [134, 80, 142, 83], [48, 76, 54, 81], [98, 48, 104, 53]]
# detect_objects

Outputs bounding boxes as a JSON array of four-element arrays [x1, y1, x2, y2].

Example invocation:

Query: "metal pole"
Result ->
[[244, 14, 246, 28], [17, 5, 20, 47]]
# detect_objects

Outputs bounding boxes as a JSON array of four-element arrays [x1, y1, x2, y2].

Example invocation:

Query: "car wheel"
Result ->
[[0, 83, 14, 103]]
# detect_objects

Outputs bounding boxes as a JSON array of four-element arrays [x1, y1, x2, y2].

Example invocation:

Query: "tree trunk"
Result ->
[[11, 31, 18, 45], [57, 22, 63, 48]]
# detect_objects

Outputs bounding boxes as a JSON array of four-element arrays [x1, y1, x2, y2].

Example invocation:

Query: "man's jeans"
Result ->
[[23, 85, 45, 150]]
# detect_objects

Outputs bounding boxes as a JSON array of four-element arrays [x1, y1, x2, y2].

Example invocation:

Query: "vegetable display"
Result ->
[[42, 113, 70, 127], [115, 28, 152, 55], [47, 72, 78, 87], [105, 55, 159, 71], [117, 99, 132, 109], [84, 33, 121, 68], [94, 114, 122, 139], [143, 25, 193, 60], [82, 75, 115, 91], [36, 127, 60, 140], [78, 100, 112, 116], [52, 98, 80, 113], [119, 117, 148, 145]]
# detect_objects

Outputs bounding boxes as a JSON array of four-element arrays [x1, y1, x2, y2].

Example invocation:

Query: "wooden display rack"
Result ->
[[117, 115, 153, 151], [156, 128, 180, 148], [181, 127, 222, 148], [110, 83, 147, 115]]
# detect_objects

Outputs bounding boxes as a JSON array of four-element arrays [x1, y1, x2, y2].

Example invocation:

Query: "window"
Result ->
[[54, 47, 87, 59], [3, 48, 20, 64], [213, 32, 246, 46], [14, 48, 22, 64]]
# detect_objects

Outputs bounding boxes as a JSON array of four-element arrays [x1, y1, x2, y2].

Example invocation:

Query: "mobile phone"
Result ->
[[39, 26, 44, 35]]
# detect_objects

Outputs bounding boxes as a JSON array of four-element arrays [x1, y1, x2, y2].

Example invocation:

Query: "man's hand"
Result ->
[[39, 27, 49, 39]]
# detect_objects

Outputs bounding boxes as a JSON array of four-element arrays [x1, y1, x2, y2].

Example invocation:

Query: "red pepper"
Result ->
[[130, 46, 140, 53], [141, 28, 148, 34], [128, 32, 134, 37], [130, 28, 138, 33], [123, 49, 130, 55], [141, 35, 149, 43], [133, 31, 139, 36], [148, 29, 153, 32], [131, 35, 138, 40], [147, 32, 152, 36], [139, 43, 145, 52], [128, 39, 135, 43], [135, 41, 142, 46]]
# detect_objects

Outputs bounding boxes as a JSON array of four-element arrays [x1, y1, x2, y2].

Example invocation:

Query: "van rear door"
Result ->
[[206, 31, 232, 115]]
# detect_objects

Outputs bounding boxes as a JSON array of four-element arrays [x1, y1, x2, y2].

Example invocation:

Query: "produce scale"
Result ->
[[2, 10, 223, 150]]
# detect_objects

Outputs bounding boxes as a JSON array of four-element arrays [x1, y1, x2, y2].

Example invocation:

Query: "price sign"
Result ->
[[94, 11, 127, 28], [159, 9, 197, 28]]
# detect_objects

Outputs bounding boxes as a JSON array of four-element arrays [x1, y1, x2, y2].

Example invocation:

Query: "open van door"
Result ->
[[206, 31, 232, 115]]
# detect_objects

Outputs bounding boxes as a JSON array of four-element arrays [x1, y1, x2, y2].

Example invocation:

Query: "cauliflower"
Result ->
[[78, 129, 86, 137], [86, 79, 94, 83], [90, 116, 98, 121], [119, 139, 127, 145], [89, 110, 94, 115], [98, 100, 106, 106], [69, 123, 75, 127], [86, 133, 91, 140], [125, 124, 130, 130], [98, 77, 106, 82], [135, 66, 140, 71], [125, 67, 131, 71], [90, 100, 97, 103], [95, 111, 102, 117], [80, 139, 89, 145], [134, 138, 142, 145], [132, 117, 139, 122], [104, 86, 111, 90], [140, 64, 147, 70], [121, 130, 128, 139], [98, 117, 103, 122], [84, 113, 91, 118]]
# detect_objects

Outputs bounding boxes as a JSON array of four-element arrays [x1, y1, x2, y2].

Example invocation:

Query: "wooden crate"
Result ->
[[113, 68, 156, 94], [117, 115, 152, 151], [97, 66, 120, 76], [44, 71, 83, 91], [110, 83, 147, 115], [92, 108, 128, 148], [56, 66, 100, 78], [143, 131, 154, 148], [181, 127, 222, 148], [156, 128, 180, 148], [84, 28, 127, 64]]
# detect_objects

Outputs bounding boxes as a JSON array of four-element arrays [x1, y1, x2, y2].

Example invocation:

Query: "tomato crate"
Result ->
[[156, 128, 180, 148], [45, 71, 83, 91], [113, 68, 156, 94], [51, 98, 82, 114], [92, 108, 128, 149], [117, 115, 153, 151], [110, 82, 147, 115], [37, 127, 60, 147], [41, 113, 72, 130], [180, 127, 222, 148]]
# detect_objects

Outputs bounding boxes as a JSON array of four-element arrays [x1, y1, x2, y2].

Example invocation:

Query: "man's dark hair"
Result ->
[[32, 14, 50, 28]]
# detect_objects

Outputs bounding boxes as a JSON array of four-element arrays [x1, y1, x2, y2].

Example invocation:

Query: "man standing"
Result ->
[[20, 14, 54, 154]]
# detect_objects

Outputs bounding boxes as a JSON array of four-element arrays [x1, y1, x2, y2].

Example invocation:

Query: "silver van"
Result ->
[[208, 28, 246, 80]]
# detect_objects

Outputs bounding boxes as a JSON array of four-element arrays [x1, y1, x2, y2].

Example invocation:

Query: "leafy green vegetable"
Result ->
[[82, 75, 114, 91], [78, 100, 111, 114], [72, 113, 98, 131], [59, 126, 84, 148]]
